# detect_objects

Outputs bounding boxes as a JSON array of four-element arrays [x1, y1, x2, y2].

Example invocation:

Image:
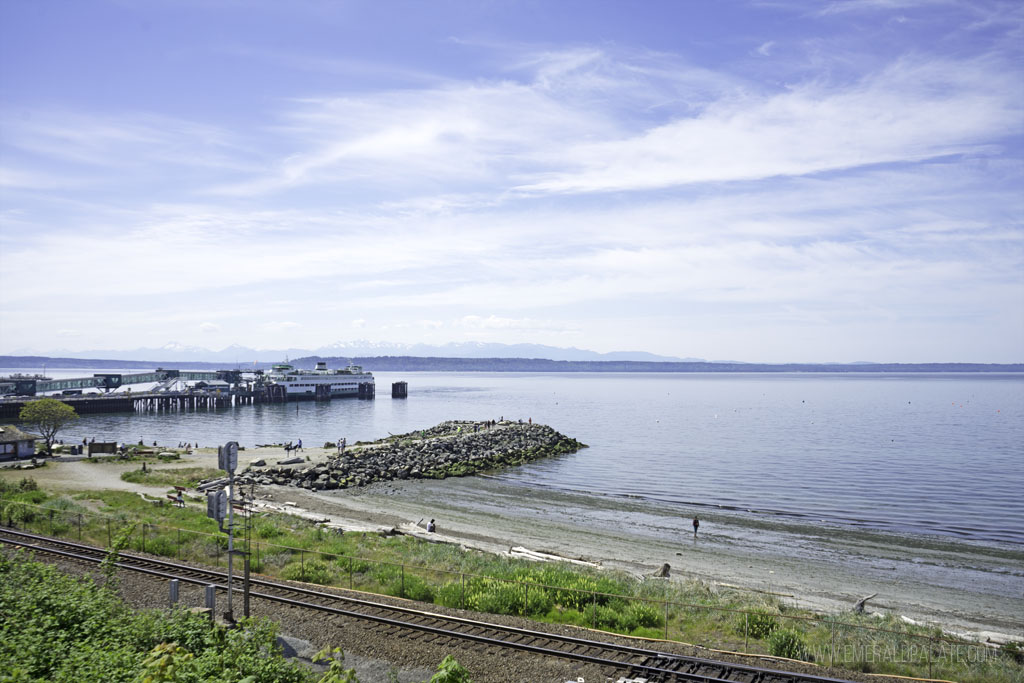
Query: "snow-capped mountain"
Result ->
[[15, 340, 694, 363]]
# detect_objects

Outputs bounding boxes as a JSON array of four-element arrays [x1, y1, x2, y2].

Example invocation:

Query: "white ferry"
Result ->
[[266, 361, 374, 398]]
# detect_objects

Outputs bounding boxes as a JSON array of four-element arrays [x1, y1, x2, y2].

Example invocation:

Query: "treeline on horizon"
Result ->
[[2, 355, 1022, 374]]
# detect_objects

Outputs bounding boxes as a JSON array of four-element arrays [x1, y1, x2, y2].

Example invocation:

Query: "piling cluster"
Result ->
[[242, 421, 586, 491]]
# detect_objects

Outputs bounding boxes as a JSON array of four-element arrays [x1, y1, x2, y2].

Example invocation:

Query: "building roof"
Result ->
[[0, 426, 38, 443]]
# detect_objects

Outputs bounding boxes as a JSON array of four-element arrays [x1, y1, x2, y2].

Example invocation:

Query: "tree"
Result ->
[[18, 398, 79, 455]]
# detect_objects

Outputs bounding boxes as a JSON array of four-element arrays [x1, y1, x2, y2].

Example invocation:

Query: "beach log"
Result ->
[[853, 592, 877, 613]]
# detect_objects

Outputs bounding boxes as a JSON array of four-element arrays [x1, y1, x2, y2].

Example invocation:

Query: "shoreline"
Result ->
[[244, 460, 1024, 644], [8, 444, 1023, 644]]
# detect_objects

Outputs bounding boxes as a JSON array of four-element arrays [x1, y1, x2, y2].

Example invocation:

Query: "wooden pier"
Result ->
[[0, 384, 383, 419]]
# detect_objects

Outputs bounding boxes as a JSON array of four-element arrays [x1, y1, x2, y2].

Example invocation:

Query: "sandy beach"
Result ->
[[9, 444, 1023, 644]]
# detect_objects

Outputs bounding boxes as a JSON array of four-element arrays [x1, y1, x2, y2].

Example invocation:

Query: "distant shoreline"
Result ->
[[2, 354, 1022, 373]]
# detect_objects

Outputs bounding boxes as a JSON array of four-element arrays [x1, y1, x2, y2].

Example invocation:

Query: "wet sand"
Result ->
[[7, 446, 1023, 643], [251, 472, 1024, 644]]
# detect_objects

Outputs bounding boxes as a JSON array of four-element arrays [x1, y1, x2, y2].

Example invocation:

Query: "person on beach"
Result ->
[[692, 517, 700, 537], [427, 519, 436, 533], [297, 438, 302, 452]]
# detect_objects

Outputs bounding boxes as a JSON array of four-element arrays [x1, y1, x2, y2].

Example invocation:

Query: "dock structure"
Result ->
[[391, 381, 408, 398], [0, 367, 406, 418]]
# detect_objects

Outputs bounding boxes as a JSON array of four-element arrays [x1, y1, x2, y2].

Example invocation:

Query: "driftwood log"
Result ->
[[853, 593, 878, 613], [652, 563, 671, 578]]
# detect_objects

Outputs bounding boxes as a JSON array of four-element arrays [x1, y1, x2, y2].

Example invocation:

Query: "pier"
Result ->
[[0, 367, 401, 419]]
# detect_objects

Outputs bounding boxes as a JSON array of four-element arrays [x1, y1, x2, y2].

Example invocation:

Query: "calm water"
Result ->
[[11, 370, 1024, 546]]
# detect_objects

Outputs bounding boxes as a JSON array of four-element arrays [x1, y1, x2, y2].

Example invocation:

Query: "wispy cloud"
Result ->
[[516, 56, 1021, 194]]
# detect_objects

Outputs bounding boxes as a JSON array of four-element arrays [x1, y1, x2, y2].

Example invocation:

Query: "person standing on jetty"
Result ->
[[692, 517, 699, 538]]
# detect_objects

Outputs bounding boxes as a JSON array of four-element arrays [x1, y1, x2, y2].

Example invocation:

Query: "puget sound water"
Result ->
[[12, 370, 1024, 548]]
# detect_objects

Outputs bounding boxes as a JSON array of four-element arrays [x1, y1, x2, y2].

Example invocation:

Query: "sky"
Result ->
[[1, 0, 1022, 363]]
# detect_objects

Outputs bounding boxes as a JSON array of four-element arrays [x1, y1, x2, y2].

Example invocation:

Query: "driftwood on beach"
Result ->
[[238, 420, 586, 491]]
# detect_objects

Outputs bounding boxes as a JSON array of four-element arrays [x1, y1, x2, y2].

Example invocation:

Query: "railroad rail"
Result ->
[[0, 528, 857, 683]]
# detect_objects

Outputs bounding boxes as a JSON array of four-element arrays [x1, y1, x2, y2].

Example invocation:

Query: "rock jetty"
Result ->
[[241, 420, 586, 491]]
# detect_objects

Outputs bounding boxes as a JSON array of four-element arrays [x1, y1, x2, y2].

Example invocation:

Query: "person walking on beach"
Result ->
[[692, 517, 700, 538]]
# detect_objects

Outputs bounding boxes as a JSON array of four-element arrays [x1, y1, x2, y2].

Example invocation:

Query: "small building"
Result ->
[[195, 380, 230, 394], [0, 425, 38, 461]]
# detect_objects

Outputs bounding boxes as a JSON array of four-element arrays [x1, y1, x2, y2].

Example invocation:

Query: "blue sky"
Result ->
[[1, 0, 1021, 363]]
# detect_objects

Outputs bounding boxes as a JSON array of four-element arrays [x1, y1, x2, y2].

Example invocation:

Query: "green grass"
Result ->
[[120, 466, 223, 488], [3, 479, 1021, 683]]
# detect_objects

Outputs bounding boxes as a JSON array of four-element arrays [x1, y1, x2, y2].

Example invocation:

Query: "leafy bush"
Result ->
[[281, 559, 335, 585], [0, 551, 313, 682], [738, 609, 778, 639], [429, 654, 471, 682], [435, 580, 464, 609], [466, 579, 525, 615], [623, 600, 664, 630], [255, 521, 285, 538], [768, 628, 810, 660]]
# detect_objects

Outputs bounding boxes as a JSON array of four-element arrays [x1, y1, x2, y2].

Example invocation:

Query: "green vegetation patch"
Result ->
[[0, 550, 312, 683], [4, 481, 1021, 683], [120, 466, 222, 488]]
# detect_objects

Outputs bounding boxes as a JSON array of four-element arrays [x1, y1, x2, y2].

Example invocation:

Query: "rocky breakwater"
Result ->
[[244, 421, 586, 491]]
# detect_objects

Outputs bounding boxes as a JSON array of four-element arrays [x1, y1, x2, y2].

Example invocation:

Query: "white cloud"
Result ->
[[516, 56, 1021, 194], [199, 322, 221, 333]]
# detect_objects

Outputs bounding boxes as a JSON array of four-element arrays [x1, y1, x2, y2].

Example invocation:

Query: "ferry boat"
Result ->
[[265, 361, 374, 398]]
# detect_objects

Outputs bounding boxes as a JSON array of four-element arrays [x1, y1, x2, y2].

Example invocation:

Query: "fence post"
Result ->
[[141, 523, 146, 553], [830, 620, 835, 668], [349, 556, 353, 589], [107, 519, 111, 547], [928, 636, 934, 678], [77, 513, 82, 541], [461, 573, 465, 609], [176, 528, 180, 559], [301, 550, 305, 581], [664, 599, 669, 640], [524, 582, 529, 616], [591, 591, 597, 628], [48, 509, 53, 536], [401, 564, 405, 598], [744, 612, 749, 653]]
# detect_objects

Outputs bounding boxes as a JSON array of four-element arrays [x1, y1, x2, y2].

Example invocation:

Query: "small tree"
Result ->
[[19, 398, 79, 455]]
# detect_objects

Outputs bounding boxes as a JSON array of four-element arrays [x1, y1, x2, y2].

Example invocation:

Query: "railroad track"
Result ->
[[1, 528, 856, 683]]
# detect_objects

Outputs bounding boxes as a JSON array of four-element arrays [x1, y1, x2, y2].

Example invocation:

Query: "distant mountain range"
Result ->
[[5, 340, 702, 364], [1, 353, 1021, 374]]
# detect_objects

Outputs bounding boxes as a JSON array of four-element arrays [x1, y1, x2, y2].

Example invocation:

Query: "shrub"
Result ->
[[768, 628, 810, 660], [435, 581, 465, 609], [281, 559, 335, 585], [255, 521, 284, 539], [466, 580, 525, 615], [623, 600, 664, 630], [584, 603, 624, 630], [395, 574, 434, 602], [430, 654, 471, 683], [738, 609, 778, 639]]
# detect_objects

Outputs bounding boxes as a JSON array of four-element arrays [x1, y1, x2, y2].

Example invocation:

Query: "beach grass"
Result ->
[[2, 479, 1021, 683]]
